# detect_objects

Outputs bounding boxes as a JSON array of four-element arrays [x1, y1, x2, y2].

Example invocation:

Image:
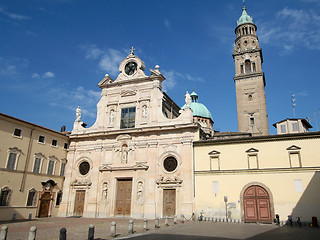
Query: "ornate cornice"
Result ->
[[99, 162, 149, 172], [156, 176, 183, 188]]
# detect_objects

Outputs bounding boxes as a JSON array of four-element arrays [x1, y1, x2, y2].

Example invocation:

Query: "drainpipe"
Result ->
[[20, 129, 34, 192]]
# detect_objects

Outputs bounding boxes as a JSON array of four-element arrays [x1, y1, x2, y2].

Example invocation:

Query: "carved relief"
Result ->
[[102, 182, 108, 200], [136, 181, 144, 203]]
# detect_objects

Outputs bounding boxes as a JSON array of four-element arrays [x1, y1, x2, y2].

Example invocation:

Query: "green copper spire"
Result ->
[[237, 1, 254, 26]]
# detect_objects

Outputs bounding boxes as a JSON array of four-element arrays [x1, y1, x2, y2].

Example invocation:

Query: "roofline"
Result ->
[[272, 118, 313, 128], [194, 131, 320, 146], [0, 112, 68, 137]]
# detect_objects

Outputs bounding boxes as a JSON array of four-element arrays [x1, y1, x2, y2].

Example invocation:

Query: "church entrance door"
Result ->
[[244, 185, 271, 223], [115, 179, 132, 216], [73, 190, 85, 216], [39, 192, 51, 218], [163, 189, 176, 217]]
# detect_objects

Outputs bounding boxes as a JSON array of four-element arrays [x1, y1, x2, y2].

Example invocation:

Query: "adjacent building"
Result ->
[[0, 113, 69, 221]]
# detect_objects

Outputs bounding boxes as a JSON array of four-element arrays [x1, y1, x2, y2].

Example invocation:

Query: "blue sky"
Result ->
[[1, 0, 320, 134]]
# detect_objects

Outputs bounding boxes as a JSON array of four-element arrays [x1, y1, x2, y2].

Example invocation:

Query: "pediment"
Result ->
[[208, 150, 220, 155], [121, 90, 137, 97], [98, 74, 114, 88], [71, 179, 92, 186], [286, 145, 301, 151], [156, 176, 183, 185], [116, 134, 132, 141], [245, 148, 259, 153]]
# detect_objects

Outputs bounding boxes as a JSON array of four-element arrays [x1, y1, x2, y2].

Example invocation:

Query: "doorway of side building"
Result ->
[[243, 185, 272, 223], [163, 189, 176, 217], [73, 190, 85, 216], [115, 179, 132, 216], [38, 192, 51, 217]]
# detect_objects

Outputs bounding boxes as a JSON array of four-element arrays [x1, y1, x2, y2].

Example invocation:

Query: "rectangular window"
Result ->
[[13, 128, 22, 137], [212, 181, 219, 194], [38, 135, 45, 144], [249, 117, 255, 125], [289, 152, 301, 168], [248, 154, 258, 169], [47, 160, 55, 175], [120, 107, 136, 129], [26, 191, 36, 206], [0, 191, 9, 206], [64, 143, 69, 150], [52, 139, 58, 147], [56, 191, 63, 206], [33, 157, 41, 173], [280, 125, 286, 133], [210, 156, 220, 170], [6, 152, 17, 170], [60, 162, 66, 176], [294, 179, 303, 193], [292, 122, 299, 131]]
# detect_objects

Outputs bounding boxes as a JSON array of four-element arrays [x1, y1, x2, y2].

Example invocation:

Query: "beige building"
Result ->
[[0, 113, 69, 221], [58, 52, 200, 219]]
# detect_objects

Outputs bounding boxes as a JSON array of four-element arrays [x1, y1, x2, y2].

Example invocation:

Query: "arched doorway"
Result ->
[[243, 185, 272, 223]]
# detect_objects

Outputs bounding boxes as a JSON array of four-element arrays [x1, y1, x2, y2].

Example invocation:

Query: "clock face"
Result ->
[[125, 61, 137, 75]]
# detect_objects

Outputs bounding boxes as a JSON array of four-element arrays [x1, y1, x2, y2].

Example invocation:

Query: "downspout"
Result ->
[[20, 129, 34, 192]]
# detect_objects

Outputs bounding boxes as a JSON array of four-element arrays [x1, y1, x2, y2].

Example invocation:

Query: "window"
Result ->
[[249, 116, 255, 125], [0, 187, 12, 206], [64, 143, 69, 150], [6, 152, 17, 170], [248, 154, 258, 169], [210, 156, 220, 170], [163, 156, 178, 172], [289, 152, 301, 168], [245, 60, 251, 73], [281, 125, 287, 133], [38, 135, 45, 144], [252, 62, 256, 72], [52, 139, 58, 147], [33, 157, 42, 173], [26, 188, 37, 206], [79, 161, 90, 175], [292, 122, 299, 131], [47, 160, 55, 175], [120, 107, 136, 129], [13, 128, 22, 137], [60, 162, 66, 176], [56, 191, 63, 206]]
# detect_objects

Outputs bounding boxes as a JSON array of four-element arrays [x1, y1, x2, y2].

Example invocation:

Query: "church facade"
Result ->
[[58, 52, 199, 219]]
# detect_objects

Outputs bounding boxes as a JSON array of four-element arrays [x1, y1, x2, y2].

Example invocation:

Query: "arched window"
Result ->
[[0, 186, 12, 206], [245, 60, 251, 73], [26, 188, 37, 206]]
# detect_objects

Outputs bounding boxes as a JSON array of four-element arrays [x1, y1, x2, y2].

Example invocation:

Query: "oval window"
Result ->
[[163, 157, 178, 172], [79, 161, 90, 175]]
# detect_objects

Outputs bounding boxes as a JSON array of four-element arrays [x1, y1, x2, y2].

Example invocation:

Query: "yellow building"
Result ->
[[0, 113, 69, 221]]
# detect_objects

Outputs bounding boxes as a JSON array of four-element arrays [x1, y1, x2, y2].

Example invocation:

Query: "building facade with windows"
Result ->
[[58, 52, 199, 219], [0, 113, 69, 221]]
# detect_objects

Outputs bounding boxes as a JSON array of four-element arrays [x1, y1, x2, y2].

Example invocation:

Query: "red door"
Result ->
[[244, 185, 272, 223]]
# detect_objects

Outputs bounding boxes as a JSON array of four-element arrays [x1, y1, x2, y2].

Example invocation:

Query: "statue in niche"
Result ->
[[102, 182, 108, 200], [121, 144, 128, 164], [142, 105, 147, 121], [76, 106, 81, 122], [185, 91, 191, 108], [109, 110, 115, 124], [137, 181, 143, 202]]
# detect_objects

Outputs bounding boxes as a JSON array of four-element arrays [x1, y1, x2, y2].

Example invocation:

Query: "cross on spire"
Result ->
[[130, 46, 135, 55]]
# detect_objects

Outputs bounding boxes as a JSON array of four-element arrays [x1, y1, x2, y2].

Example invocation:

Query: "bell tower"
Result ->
[[233, 2, 269, 136]]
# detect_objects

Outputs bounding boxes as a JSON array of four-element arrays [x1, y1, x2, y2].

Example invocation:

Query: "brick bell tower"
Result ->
[[233, 2, 269, 136]]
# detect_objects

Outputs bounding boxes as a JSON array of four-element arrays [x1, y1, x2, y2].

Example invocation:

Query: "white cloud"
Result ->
[[162, 70, 204, 92], [99, 49, 126, 76], [31, 73, 40, 78], [84, 45, 103, 60], [0, 8, 30, 20], [43, 71, 55, 78], [259, 7, 320, 51]]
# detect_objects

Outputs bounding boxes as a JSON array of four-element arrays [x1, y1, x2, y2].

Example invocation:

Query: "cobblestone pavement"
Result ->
[[1, 218, 319, 240]]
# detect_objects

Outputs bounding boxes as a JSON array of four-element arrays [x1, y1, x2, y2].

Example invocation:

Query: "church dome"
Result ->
[[237, 4, 254, 26], [181, 91, 213, 121]]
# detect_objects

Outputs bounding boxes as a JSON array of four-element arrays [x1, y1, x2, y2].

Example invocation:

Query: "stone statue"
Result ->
[[109, 110, 114, 124], [142, 105, 147, 121], [137, 181, 143, 202], [121, 145, 128, 164], [76, 106, 81, 122], [103, 182, 108, 200], [185, 91, 191, 107]]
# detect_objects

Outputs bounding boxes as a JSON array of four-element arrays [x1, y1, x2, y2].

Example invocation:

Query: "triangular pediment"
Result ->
[[286, 145, 301, 150], [208, 150, 220, 155], [98, 74, 114, 88], [121, 90, 137, 97], [246, 148, 259, 153]]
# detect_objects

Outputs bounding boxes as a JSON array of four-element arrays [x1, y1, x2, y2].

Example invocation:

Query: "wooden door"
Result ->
[[163, 189, 176, 217], [115, 179, 132, 216], [39, 192, 51, 218], [244, 185, 271, 223], [73, 190, 85, 216]]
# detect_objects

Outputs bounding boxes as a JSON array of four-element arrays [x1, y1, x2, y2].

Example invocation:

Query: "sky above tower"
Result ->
[[1, 0, 320, 134]]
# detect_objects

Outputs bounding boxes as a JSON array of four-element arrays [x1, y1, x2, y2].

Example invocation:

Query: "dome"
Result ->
[[181, 91, 213, 121], [237, 4, 254, 26]]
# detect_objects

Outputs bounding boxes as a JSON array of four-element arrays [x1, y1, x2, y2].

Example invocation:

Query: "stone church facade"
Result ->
[[58, 52, 199, 219]]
